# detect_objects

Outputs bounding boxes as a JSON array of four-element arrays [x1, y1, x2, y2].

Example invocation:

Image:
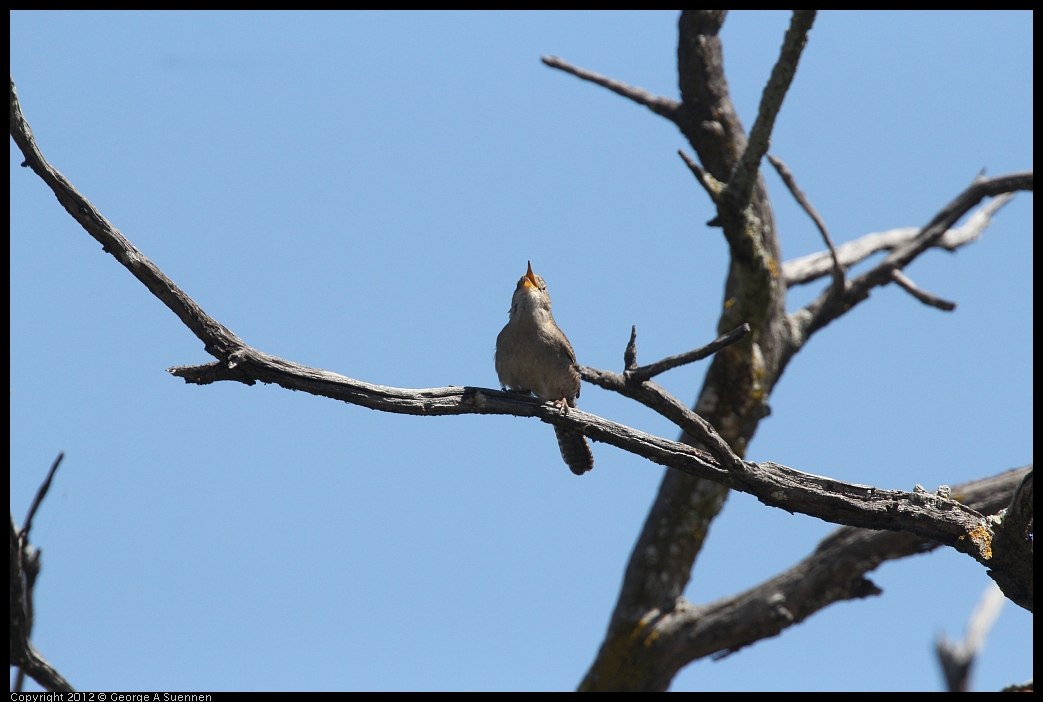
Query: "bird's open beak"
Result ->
[[524, 261, 538, 289]]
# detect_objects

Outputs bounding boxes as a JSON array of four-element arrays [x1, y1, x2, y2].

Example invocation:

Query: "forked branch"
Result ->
[[624, 324, 750, 383], [581, 324, 749, 474]]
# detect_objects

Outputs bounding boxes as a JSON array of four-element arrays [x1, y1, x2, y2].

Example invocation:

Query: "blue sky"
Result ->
[[10, 11, 1032, 692]]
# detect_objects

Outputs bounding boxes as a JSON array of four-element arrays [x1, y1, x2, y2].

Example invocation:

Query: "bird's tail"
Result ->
[[555, 426, 593, 475]]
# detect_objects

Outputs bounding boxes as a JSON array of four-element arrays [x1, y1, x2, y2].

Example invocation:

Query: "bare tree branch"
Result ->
[[581, 466, 1028, 691], [767, 153, 844, 292], [623, 326, 639, 371], [782, 193, 1015, 287], [11, 519, 74, 692], [12, 453, 63, 692], [937, 581, 1007, 691], [883, 172, 1032, 270], [623, 324, 750, 384], [174, 346, 1035, 580], [723, 11, 816, 212], [593, 17, 790, 661], [581, 324, 750, 474], [168, 345, 1013, 570], [983, 470, 1033, 612], [10, 454, 75, 693], [540, 55, 680, 121], [19, 452, 63, 543], [572, 12, 1030, 689], [788, 171, 1033, 352], [890, 269, 957, 311], [9, 76, 244, 365], [580, 367, 747, 474], [678, 149, 723, 204]]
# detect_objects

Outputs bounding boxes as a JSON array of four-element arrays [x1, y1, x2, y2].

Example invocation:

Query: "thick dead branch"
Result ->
[[782, 194, 1014, 287], [173, 345, 1015, 570], [767, 153, 844, 292], [580, 466, 1029, 691], [541, 55, 680, 121], [174, 344, 1012, 557], [598, 16, 796, 663], [983, 470, 1033, 612]]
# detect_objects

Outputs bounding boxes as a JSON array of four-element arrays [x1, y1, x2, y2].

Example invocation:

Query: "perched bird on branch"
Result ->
[[495, 261, 593, 475]]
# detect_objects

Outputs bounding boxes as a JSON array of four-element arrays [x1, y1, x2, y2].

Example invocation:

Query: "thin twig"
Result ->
[[678, 149, 723, 203], [21, 452, 64, 542], [767, 153, 844, 292], [541, 55, 680, 121], [890, 269, 956, 311], [724, 11, 816, 210], [623, 326, 638, 371], [625, 324, 749, 383]]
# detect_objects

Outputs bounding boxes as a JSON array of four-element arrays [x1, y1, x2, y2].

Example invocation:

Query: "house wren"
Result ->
[[495, 262, 594, 475]]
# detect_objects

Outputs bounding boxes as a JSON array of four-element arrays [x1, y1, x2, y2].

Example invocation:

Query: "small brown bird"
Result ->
[[495, 262, 593, 475]]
